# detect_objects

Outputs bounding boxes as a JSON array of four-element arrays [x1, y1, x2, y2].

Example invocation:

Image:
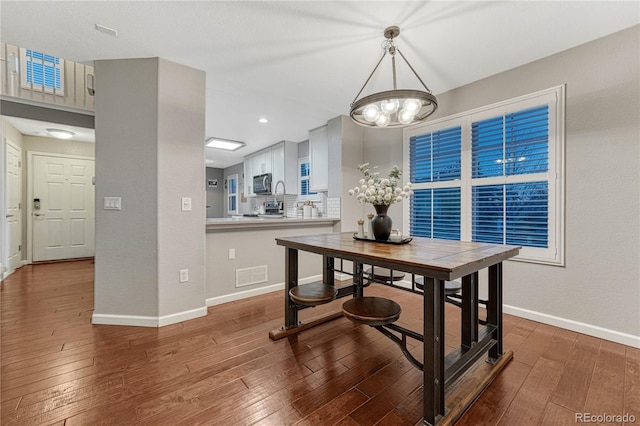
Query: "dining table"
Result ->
[[270, 232, 521, 426]]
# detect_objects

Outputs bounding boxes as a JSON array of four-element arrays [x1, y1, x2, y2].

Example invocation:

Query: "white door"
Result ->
[[32, 154, 95, 261], [5, 140, 22, 274]]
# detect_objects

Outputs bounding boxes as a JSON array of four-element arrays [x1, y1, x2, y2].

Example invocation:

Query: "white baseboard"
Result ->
[[92, 306, 207, 328], [504, 304, 640, 349], [206, 274, 323, 307]]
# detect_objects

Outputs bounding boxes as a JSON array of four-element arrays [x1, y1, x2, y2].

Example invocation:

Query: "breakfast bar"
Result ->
[[271, 232, 520, 426]]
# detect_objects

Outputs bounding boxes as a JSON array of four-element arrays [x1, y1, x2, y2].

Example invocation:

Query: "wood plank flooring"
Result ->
[[1, 260, 638, 425]]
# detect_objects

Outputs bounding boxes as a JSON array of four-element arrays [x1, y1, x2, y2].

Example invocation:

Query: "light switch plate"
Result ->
[[179, 269, 189, 283], [181, 197, 192, 212], [104, 197, 121, 210]]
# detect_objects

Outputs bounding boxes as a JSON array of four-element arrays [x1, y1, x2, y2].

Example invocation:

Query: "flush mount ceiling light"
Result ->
[[350, 26, 438, 128], [46, 128, 75, 139], [258, 118, 268, 124], [205, 137, 246, 151]]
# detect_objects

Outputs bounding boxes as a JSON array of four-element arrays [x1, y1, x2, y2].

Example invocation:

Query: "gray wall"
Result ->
[[94, 57, 206, 324], [366, 26, 640, 341], [206, 167, 224, 218]]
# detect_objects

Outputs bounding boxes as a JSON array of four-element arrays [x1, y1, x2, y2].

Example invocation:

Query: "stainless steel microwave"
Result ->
[[253, 173, 272, 194]]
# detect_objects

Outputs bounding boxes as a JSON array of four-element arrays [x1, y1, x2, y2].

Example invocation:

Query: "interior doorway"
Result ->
[[29, 153, 95, 262]]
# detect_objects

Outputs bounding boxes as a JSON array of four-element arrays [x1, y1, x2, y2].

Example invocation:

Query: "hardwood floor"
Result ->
[[1, 260, 638, 425]]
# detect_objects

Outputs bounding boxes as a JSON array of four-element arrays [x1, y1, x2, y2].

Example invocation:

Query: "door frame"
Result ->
[[27, 151, 95, 264], [4, 138, 23, 278]]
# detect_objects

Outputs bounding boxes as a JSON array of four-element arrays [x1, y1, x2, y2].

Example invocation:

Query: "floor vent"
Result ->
[[235, 265, 268, 288]]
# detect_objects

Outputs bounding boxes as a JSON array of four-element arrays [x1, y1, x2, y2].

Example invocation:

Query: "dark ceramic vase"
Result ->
[[371, 204, 392, 241]]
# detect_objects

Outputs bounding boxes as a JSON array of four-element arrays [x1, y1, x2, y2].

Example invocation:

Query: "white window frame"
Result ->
[[20, 48, 65, 96], [227, 174, 239, 215], [403, 85, 565, 266]]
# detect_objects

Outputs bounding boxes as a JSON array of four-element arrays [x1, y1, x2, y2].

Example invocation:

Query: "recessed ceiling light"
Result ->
[[258, 118, 268, 124], [205, 137, 246, 151], [46, 128, 75, 139]]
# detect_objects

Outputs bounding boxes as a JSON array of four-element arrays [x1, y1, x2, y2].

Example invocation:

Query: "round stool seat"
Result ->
[[415, 277, 461, 295], [365, 267, 405, 283], [289, 283, 337, 306], [342, 297, 402, 326]]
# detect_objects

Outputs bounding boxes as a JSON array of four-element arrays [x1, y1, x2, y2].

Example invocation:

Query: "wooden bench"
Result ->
[[289, 283, 338, 307], [342, 296, 402, 326]]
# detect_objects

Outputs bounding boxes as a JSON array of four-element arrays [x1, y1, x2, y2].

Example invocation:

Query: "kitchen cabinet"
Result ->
[[243, 141, 298, 197], [309, 125, 328, 191]]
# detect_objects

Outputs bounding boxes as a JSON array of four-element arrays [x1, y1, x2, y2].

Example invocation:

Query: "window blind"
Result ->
[[25, 50, 62, 89], [409, 126, 461, 183], [472, 182, 548, 247], [472, 105, 549, 178], [410, 188, 461, 240]]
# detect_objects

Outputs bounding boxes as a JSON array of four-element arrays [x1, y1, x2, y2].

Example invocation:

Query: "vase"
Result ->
[[371, 204, 392, 241]]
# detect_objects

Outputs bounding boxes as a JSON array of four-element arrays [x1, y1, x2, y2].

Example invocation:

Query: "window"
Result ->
[[405, 86, 565, 265], [298, 157, 316, 196], [20, 48, 65, 95], [227, 174, 238, 215]]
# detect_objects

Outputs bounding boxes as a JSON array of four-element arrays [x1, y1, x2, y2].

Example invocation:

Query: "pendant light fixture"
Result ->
[[350, 26, 438, 128]]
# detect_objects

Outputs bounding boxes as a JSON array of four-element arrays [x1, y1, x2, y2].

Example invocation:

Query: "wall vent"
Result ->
[[235, 265, 268, 288]]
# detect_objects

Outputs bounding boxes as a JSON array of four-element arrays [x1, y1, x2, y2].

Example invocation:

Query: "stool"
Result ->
[[289, 283, 338, 307], [364, 267, 405, 286], [415, 277, 462, 301], [342, 297, 402, 326], [415, 277, 487, 324]]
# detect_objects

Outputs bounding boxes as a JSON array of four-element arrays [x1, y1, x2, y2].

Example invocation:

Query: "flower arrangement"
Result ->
[[348, 163, 413, 206]]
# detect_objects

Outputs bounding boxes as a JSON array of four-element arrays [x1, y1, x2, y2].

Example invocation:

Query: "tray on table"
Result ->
[[353, 233, 412, 245]]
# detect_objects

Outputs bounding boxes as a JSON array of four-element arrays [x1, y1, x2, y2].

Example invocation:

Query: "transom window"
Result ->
[[404, 86, 565, 265]]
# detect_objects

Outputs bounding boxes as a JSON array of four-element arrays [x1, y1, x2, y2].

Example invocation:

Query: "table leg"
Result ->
[[284, 247, 299, 329], [461, 272, 479, 350], [487, 263, 503, 362], [353, 262, 364, 297], [423, 277, 445, 425], [323, 256, 335, 288]]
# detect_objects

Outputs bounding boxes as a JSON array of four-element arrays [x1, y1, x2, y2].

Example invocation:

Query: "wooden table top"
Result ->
[[276, 232, 521, 281]]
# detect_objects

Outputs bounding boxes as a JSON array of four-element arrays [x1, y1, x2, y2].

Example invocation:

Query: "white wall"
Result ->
[[367, 26, 640, 345]]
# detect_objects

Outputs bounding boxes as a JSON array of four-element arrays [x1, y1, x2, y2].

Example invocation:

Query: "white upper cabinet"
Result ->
[[309, 125, 329, 191], [243, 141, 298, 197]]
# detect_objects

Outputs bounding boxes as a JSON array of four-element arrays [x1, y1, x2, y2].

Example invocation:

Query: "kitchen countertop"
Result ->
[[206, 216, 340, 231]]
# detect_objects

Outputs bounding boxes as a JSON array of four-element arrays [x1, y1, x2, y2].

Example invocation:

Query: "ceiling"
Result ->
[[1, 1, 638, 168]]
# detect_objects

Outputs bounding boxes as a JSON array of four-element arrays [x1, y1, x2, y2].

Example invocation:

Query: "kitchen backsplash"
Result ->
[[248, 194, 341, 218]]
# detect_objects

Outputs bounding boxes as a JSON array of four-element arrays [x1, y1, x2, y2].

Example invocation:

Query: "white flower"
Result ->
[[349, 163, 412, 206]]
